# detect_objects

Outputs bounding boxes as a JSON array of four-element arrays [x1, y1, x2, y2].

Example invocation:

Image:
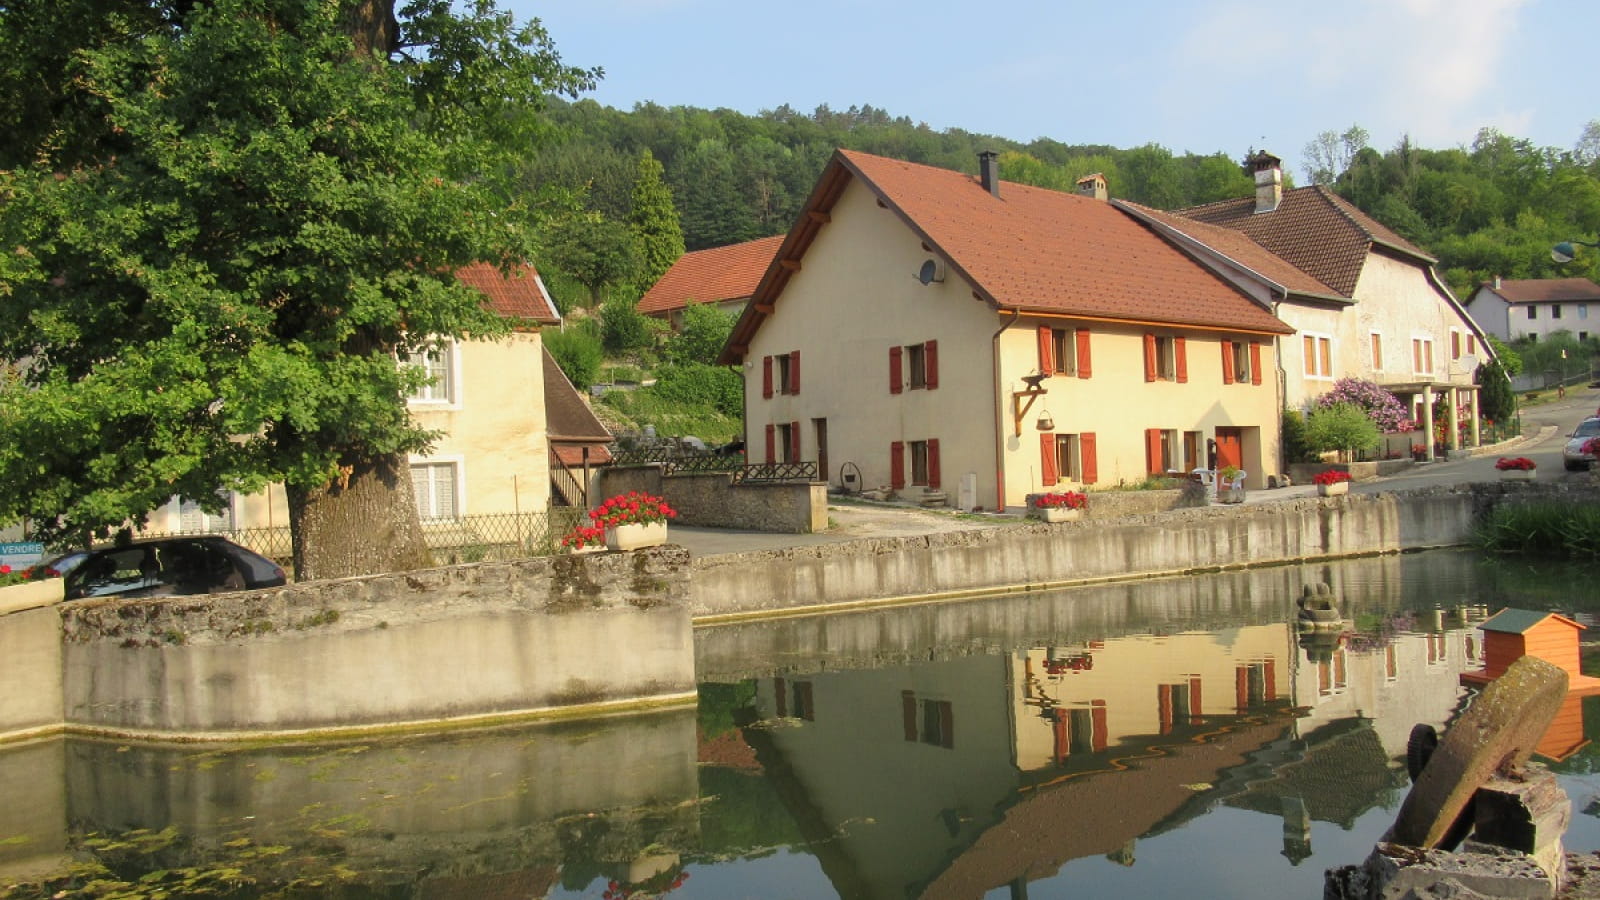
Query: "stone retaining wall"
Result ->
[[3, 548, 694, 742], [598, 465, 826, 533]]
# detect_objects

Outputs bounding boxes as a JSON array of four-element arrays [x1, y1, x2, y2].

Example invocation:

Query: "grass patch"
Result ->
[[1475, 500, 1600, 559]]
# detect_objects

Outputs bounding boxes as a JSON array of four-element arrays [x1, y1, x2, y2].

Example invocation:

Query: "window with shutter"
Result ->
[[1037, 326, 1054, 373], [1250, 342, 1263, 385], [924, 340, 939, 389], [1080, 433, 1098, 484], [890, 441, 906, 489], [789, 350, 801, 393], [927, 438, 941, 489], [1143, 334, 1157, 382], [765, 424, 776, 464], [906, 343, 927, 388], [1145, 429, 1163, 475], [1175, 337, 1188, 383], [889, 346, 903, 394], [1221, 341, 1235, 384], [788, 420, 801, 463], [405, 341, 455, 403], [910, 440, 929, 485], [1039, 433, 1058, 485], [762, 356, 774, 399], [1076, 328, 1092, 378]]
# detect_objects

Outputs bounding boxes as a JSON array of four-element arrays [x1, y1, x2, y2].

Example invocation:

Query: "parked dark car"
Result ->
[[62, 537, 287, 601]]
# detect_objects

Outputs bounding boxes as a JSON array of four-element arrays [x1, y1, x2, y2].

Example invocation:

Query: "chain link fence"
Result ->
[[142, 508, 587, 574]]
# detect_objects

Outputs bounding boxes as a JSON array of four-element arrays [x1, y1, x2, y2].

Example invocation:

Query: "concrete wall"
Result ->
[[2, 548, 694, 742], [598, 465, 827, 533], [687, 485, 1510, 618]]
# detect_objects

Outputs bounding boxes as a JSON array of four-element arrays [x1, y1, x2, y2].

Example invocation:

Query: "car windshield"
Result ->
[[1575, 420, 1600, 438]]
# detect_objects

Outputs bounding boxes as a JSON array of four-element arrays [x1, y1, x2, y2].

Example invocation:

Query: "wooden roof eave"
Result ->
[[1010, 307, 1294, 337]]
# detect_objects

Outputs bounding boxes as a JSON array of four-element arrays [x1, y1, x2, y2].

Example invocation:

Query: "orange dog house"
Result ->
[[1461, 608, 1600, 696]]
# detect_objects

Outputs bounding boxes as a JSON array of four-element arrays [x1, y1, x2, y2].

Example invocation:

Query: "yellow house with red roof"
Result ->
[[155, 263, 576, 535], [637, 235, 784, 328], [718, 150, 1294, 511]]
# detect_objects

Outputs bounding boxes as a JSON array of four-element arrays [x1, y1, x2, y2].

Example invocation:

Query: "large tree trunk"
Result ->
[[288, 451, 433, 581]]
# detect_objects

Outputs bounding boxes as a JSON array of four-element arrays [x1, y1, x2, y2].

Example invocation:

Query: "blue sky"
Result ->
[[505, 0, 1598, 180]]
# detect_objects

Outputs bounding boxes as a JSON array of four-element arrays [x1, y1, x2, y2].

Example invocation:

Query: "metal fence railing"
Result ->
[[142, 509, 587, 572], [732, 461, 818, 484]]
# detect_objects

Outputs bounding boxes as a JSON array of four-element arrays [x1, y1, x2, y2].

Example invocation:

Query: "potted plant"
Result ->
[[1215, 465, 1245, 504], [1411, 443, 1428, 462], [1312, 469, 1352, 496], [0, 562, 64, 613], [1031, 491, 1087, 523], [559, 523, 607, 554], [1494, 457, 1536, 481], [589, 491, 678, 551]]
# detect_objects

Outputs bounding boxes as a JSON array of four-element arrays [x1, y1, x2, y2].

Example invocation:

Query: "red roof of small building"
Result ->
[[721, 150, 1291, 362], [637, 235, 785, 317], [456, 262, 560, 324], [1477, 277, 1600, 305]]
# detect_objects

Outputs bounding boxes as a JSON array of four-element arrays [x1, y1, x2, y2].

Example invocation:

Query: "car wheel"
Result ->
[[1567, 461, 1585, 471]]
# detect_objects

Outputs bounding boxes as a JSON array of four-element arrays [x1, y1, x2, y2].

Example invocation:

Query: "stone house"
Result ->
[[1120, 151, 1495, 456], [717, 149, 1293, 511]]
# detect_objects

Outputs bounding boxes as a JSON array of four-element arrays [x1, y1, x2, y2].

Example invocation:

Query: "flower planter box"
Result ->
[[1500, 468, 1536, 482], [0, 578, 64, 616], [1317, 481, 1349, 497], [1031, 507, 1082, 523], [606, 521, 668, 552]]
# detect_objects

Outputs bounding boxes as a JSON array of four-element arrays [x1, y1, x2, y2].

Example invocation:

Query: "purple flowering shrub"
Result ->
[[1314, 378, 1414, 434]]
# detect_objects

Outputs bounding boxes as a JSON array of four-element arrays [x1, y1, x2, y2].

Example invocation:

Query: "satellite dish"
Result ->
[[917, 259, 945, 285]]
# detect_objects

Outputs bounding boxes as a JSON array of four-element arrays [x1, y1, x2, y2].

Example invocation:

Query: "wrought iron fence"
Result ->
[[607, 449, 747, 475], [142, 508, 587, 574], [732, 461, 818, 484]]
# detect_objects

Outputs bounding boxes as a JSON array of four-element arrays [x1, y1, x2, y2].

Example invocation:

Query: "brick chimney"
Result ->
[[978, 151, 1000, 198], [1245, 150, 1282, 214], [1076, 173, 1107, 201]]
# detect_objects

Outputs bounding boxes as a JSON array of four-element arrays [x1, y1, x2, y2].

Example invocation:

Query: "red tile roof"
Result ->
[[834, 150, 1289, 334], [1174, 186, 1434, 298], [637, 235, 785, 316], [1478, 277, 1600, 304], [455, 262, 560, 324], [1115, 200, 1345, 301]]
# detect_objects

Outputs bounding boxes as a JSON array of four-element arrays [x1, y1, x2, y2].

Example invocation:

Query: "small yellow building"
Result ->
[[719, 150, 1293, 511]]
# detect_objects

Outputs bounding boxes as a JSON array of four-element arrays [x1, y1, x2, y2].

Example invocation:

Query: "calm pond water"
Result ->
[[6, 548, 1600, 899]]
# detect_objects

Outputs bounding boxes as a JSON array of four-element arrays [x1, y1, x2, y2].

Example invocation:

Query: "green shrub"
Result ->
[[651, 362, 743, 416], [1281, 408, 1315, 464], [600, 292, 657, 354], [1475, 500, 1600, 559], [669, 301, 735, 365], [1305, 402, 1381, 461], [544, 327, 603, 390]]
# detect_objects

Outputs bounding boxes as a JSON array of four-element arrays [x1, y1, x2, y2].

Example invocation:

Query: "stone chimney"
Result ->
[[978, 151, 1000, 198], [1076, 173, 1107, 201], [1245, 150, 1282, 214], [1494, 274, 1503, 290]]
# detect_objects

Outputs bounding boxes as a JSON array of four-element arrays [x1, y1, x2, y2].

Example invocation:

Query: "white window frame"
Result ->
[[1302, 333, 1333, 380], [409, 456, 464, 520], [405, 339, 462, 408], [1153, 335, 1177, 381]]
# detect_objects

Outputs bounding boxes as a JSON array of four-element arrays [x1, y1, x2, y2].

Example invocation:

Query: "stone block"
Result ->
[[1364, 844, 1556, 900]]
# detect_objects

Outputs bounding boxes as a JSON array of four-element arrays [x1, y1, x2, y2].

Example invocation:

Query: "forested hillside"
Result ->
[[526, 101, 1600, 308]]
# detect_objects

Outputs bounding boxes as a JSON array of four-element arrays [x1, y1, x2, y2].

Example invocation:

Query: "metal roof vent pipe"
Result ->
[[979, 150, 1000, 198]]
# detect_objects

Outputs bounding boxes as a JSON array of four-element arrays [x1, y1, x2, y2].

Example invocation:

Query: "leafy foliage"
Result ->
[[599, 293, 659, 354], [668, 301, 736, 365], [1314, 378, 1414, 433], [1281, 408, 1315, 464], [1475, 500, 1600, 559], [0, 0, 594, 545], [651, 363, 743, 416], [1305, 403, 1383, 461], [628, 148, 686, 287], [1476, 357, 1517, 424], [545, 214, 641, 309], [544, 326, 604, 390]]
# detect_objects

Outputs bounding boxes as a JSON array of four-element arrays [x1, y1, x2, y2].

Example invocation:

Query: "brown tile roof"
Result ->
[[1116, 200, 1345, 301], [1174, 185, 1435, 298], [836, 150, 1290, 334], [1479, 277, 1600, 304], [637, 235, 785, 316], [456, 261, 560, 324], [542, 345, 612, 463]]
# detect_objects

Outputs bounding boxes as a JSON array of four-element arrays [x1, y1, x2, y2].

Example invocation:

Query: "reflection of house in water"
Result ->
[[740, 610, 1494, 900]]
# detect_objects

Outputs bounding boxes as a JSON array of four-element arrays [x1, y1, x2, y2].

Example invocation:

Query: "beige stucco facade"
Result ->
[[744, 178, 1284, 509]]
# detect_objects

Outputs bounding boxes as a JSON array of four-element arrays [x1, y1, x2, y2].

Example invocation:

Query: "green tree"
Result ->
[[1488, 335, 1523, 376], [599, 293, 655, 354], [628, 149, 686, 288], [1476, 358, 1517, 424], [1306, 403, 1382, 462], [544, 326, 604, 391], [0, 0, 594, 578], [546, 214, 641, 309], [668, 301, 735, 365]]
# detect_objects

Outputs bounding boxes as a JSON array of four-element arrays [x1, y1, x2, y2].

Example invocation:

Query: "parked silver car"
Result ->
[[1563, 417, 1600, 470]]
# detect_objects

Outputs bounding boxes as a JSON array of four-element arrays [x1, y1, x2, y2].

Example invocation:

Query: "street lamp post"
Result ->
[[1552, 239, 1600, 264]]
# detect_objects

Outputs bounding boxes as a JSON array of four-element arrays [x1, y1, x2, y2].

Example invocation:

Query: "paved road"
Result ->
[[667, 387, 1600, 557]]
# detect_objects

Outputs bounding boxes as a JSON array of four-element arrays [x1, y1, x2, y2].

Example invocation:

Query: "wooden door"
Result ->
[[1215, 427, 1243, 471]]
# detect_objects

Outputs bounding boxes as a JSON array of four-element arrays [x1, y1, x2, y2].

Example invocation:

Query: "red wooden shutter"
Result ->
[[789, 350, 801, 394], [1037, 326, 1054, 373], [890, 441, 906, 489], [1249, 342, 1263, 385], [764, 424, 775, 464], [1145, 428, 1163, 475], [1175, 337, 1188, 383], [927, 438, 942, 489], [1143, 333, 1157, 382], [1076, 328, 1092, 378], [789, 420, 801, 462], [1221, 341, 1235, 384], [889, 346, 903, 394], [1039, 433, 1058, 485], [1080, 432, 1098, 484], [762, 356, 773, 398], [924, 340, 939, 389]]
